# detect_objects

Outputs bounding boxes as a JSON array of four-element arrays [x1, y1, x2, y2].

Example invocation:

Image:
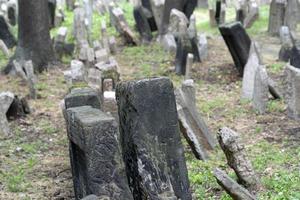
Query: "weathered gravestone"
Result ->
[[7, 0, 17, 26], [244, 0, 259, 28], [215, 0, 226, 25], [278, 26, 293, 62], [73, 6, 88, 46], [176, 80, 216, 160], [218, 127, 260, 192], [253, 65, 269, 114], [0, 92, 14, 137], [242, 42, 262, 99], [0, 15, 16, 48], [116, 77, 192, 200], [65, 106, 133, 200], [64, 60, 86, 87], [268, 0, 286, 36], [214, 168, 257, 200], [283, 64, 300, 120], [219, 22, 251, 76]]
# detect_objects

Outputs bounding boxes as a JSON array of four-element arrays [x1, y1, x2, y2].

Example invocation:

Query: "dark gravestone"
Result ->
[[7, 3, 17, 26], [64, 88, 101, 110], [236, 9, 245, 23], [116, 77, 192, 200], [0, 15, 16, 48], [133, 6, 153, 42], [219, 22, 251, 76], [48, 0, 56, 28], [215, 0, 222, 25], [290, 41, 300, 69], [66, 106, 133, 200], [175, 37, 193, 75]]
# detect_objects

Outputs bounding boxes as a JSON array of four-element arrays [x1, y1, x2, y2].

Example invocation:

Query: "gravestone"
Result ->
[[185, 54, 193, 80], [95, 57, 120, 90], [108, 36, 117, 54], [63, 60, 86, 86], [278, 26, 293, 62], [160, 33, 177, 53], [268, 0, 286, 36], [0, 92, 14, 137], [116, 77, 192, 200], [83, 0, 93, 34], [218, 127, 260, 192], [48, 0, 56, 28], [149, 0, 165, 34], [244, 1, 259, 28], [66, 106, 133, 200], [169, 8, 189, 39], [283, 64, 300, 120], [0, 15, 16, 48], [215, 0, 226, 25], [103, 91, 118, 119], [24, 61, 37, 99], [176, 80, 216, 160], [253, 65, 269, 114], [219, 22, 251, 76], [64, 87, 101, 110], [87, 68, 102, 93], [73, 6, 88, 46], [198, 34, 208, 61], [7, 0, 17, 26], [242, 42, 262, 99], [290, 41, 300, 69]]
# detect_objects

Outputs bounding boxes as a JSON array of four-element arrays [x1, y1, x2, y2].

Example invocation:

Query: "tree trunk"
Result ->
[[4, 0, 55, 74]]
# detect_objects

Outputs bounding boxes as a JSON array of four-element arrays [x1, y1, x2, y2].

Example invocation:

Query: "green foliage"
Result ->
[[268, 62, 285, 74], [267, 100, 286, 113]]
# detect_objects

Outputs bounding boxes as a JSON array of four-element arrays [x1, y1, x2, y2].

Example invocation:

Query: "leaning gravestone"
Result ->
[[284, 0, 300, 31], [253, 65, 269, 114], [219, 22, 251, 76], [268, 0, 286, 36], [116, 77, 192, 200], [176, 80, 216, 160], [283, 64, 300, 120], [0, 92, 15, 137], [241, 42, 262, 100], [0, 15, 16, 48], [66, 106, 133, 200]]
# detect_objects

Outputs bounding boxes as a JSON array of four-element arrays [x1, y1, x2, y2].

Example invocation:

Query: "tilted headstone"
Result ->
[[218, 127, 260, 192], [116, 77, 192, 200], [0, 92, 14, 137], [244, 0, 259, 28], [65, 106, 133, 200], [219, 22, 251, 76], [253, 65, 269, 114], [290, 41, 300, 69], [169, 8, 189, 39], [0, 15, 16, 48], [283, 64, 300, 120], [268, 0, 286, 36], [242, 42, 262, 100], [175, 80, 216, 160]]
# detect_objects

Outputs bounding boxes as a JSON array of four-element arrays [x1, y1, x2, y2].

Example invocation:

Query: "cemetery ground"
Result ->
[[0, 2, 300, 200]]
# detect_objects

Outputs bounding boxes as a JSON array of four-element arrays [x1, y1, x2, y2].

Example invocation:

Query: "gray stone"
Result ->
[[103, 79, 113, 92], [108, 36, 117, 55], [56, 27, 68, 43], [218, 127, 260, 192], [268, 0, 286, 36], [101, 20, 110, 53], [149, 0, 165, 34], [0, 91, 14, 136], [185, 54, 193, 80], [278, 26, 293, 61], [169, 9, 189, 39], [87, 68, 102, 93], [283, 64, 300, 120], [95, 49, 109, 63], [209, 8, 217, 27], [73, 7, 88, 46], [66, 106, 133, 200], [253, 65, 269, 114], [0, 39, 9, 57], [83, 0, 93, 34], [160, 33, 177, 53], [198, 34, 208, 61], [116, 77, 192, 200], [242, 42, 262, 100], [24, 60, 37, 99], [64, 87, 101, 110], [103, 91, 118, 119], [95, 57, 120, 89], [214, 168, 257, 200], [64, 60, 86, 86], [93, 40, 102, 51], [176, 80, 216, 160]]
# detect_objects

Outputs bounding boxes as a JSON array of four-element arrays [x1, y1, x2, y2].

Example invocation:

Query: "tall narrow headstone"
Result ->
[[0, 15, 16, 48], [116, 77, 192, 200], [268, 0, 286, 36], [253, 65, 269, 114]]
